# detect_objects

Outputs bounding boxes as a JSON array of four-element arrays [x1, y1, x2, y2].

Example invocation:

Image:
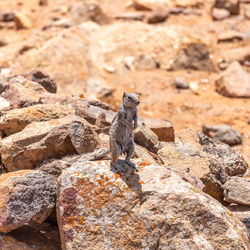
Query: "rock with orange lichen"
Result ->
[[0, 115, 99, 171], [57, 159, 249, 250], [0, 170, 56, 233], [0, 104, 73, 136]]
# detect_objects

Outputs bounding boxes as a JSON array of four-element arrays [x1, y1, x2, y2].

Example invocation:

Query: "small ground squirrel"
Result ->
[[63, 92, 140, 171], [109, 92, 140, 169]]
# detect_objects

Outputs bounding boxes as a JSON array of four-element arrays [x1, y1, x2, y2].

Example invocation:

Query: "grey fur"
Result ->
[[63, 93, 140, 170], [109, 92, 140, 169]]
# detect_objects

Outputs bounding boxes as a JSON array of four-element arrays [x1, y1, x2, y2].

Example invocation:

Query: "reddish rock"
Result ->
[[171, 43, 216, 71], [223, 177, 250, 205], [214, 0, 240, 15], [0, 97, 10, 113], [0, 12, 14, 22], [147, 7, 169, 24], [14, 11, 33, 29], [202, 124, 242, 146], [134, 123, 161, 153], [212, 7, 230, 20], [0, 115, 99, 171], [26, 70, 57, 93], [69, 2, 110, 25], [0, 170, 56, 233], [140, 117, 175, 142], [0, 222, 60, 249], [0, 104, 73, 136], [215, 61, 250, 98], [1, 76, 46, 108]]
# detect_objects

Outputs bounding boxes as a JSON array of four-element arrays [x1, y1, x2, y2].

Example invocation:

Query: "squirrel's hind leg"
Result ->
[[125, 142, 136, 168], [110, 139, 121, 168]]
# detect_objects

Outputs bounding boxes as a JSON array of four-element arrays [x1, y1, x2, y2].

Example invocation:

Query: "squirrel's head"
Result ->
[[122, 92, 140, 108]]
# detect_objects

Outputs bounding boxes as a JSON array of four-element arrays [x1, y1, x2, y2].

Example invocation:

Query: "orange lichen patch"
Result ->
[[105, 176, 110, 182], [78, 216, 85, 224], [97, 179, 105, 186], [67, 216, 75, 228], [0, 170, 33, 183], [114, 173, 121, 180], [139, 181, 144, 184], [107, 182, 115, 187], [137, 159, 151, 170], [80, 93, 85, 99], [3, 236, 10, 242], [181, 201, 186, 207]]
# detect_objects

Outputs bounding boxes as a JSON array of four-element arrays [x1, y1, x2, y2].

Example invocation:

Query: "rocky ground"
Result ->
[[0, 0, 250, 249]]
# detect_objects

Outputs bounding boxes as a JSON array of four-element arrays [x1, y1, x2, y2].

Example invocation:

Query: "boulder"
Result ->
[[221, 46, 250, 65], [140, 117, 175, 142], [1, 76, 47, 108], [212, 7, 230, 20], [133, 0, 203, 11], [202, 124, 242, 146], [171, 43, 216, 71], [0, 12, 14, 22], [57, 159, 250, 249], [170, 129, 248, 201], [215, 61, 250, 98], [26, 70, 57, 93], [132, 55, 158, 71], [146, 7, 169, 24], [0, 97, 10, 113], [69, 1, 110, 25], [218, 30, 243, 43], [172, 77, 189, 89], [0, 115, 100, 171], [228, 205, 250, 235], [14, 11, 33, 29], [214, 0, 240, 15], [0, 170, 56, 233], [158, 142, 211, 179], [134, 145, 158, 164], [223, 177, 250, 205], [84, 78, 114, 99], [0, 222, 60, 250], [243, 3, 250, 19], [134, 123, 161, 153], [91, 22, 215, 73], [0, 104, 73, 136], [37, 158, 70, 178], [75, 99, 116, 125], [113, 12, 145, 21], [198, 132, 248, 178], [10, 28, 106, 96]]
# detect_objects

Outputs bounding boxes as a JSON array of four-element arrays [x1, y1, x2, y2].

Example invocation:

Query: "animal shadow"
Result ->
[[110, 159, 142, 192]]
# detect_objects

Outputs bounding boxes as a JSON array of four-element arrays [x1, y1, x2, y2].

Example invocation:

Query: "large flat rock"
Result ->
[[57, 159, 249, 249]]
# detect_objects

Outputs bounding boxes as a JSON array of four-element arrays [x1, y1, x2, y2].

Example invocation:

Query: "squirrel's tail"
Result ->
[[62, 148, 110, 165]]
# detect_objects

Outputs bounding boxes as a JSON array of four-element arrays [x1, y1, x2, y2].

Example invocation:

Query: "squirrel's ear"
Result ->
[[123, 92, 127, 98]]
